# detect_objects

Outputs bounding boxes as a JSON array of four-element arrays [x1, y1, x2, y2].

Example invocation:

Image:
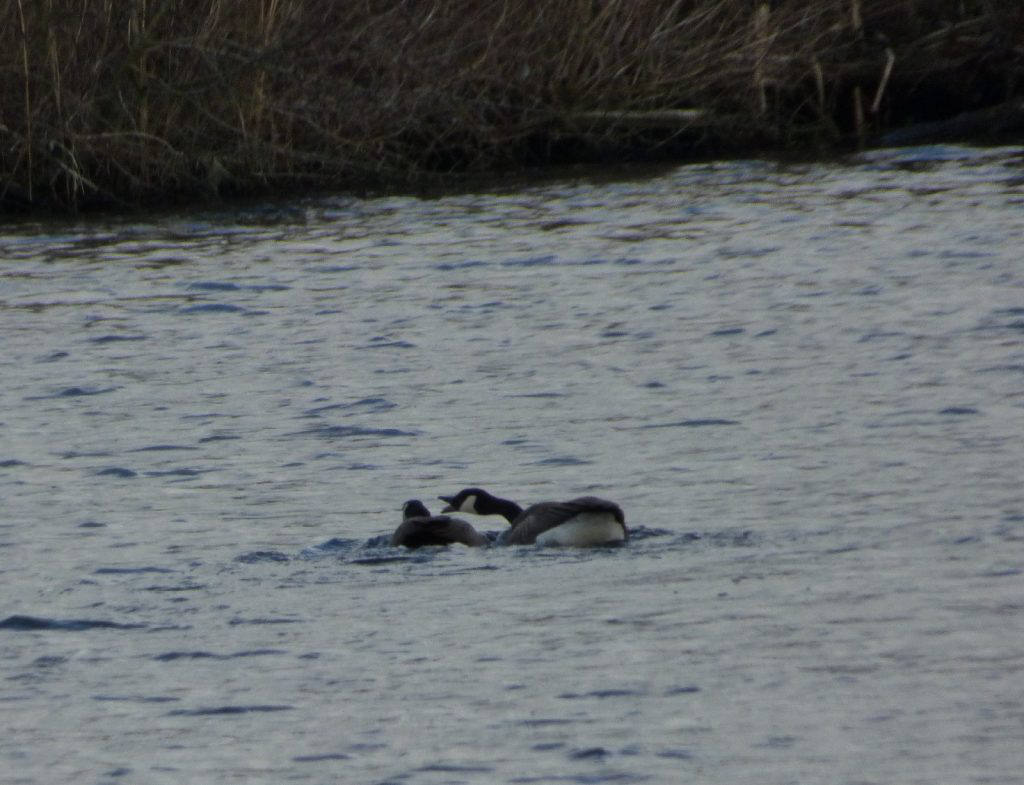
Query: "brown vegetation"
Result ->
[[2, 0, 1023, 212]]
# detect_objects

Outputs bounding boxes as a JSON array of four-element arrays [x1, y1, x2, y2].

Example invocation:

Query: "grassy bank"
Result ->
[[2, 0, 1023, 213]]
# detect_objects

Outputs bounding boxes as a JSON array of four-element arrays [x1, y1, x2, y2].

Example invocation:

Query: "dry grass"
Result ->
[[2, 0, 1022, 211]]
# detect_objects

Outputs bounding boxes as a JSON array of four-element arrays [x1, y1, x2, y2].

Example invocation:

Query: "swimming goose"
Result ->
[[438, 488, 627, 546], [389, 500, 488, 549]]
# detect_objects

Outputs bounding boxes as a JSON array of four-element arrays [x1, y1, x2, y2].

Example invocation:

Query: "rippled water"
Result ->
[[2, 145, 1023, 784]]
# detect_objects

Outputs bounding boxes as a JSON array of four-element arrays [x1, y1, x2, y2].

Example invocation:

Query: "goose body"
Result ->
[[439, 488, 627, 546], [390, 500, 488, 549]]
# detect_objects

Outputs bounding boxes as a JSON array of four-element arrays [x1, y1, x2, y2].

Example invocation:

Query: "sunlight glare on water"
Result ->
[[2, 145, 1024, 784]]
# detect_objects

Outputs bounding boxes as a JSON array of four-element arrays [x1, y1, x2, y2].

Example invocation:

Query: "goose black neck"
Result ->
[[488, 496, 523, 524]]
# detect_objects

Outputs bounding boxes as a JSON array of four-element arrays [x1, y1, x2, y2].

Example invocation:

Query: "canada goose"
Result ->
[[389, 500, 488, 549], [439, 488, 627, 546]]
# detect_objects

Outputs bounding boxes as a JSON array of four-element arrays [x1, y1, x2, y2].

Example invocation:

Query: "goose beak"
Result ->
[[439, 495, 455, 512]]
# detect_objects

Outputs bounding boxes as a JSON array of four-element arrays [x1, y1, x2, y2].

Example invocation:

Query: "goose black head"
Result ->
[[439, 488, 523, 523], [439, 488, 488, 514], [402, 499, 432, 519]]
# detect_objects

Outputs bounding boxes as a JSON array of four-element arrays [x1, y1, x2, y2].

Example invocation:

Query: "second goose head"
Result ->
[[389, 499, 488, 549], [438, 487, 523, 522]]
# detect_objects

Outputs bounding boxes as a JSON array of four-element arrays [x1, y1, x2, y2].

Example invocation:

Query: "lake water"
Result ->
[[2, 145, 1023, 785]]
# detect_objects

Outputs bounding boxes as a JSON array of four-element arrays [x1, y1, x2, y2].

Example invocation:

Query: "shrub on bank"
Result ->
[[2, 0, 1022, 212]]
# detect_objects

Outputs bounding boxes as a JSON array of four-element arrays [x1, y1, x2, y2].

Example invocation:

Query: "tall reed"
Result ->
[[1, 0, 1021, 211]]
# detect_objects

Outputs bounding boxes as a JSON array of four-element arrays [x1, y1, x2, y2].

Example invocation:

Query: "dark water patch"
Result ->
[[532, 456, 593, 466], [824, 544, 862, 555], [293, 753, 352, 762], [560, 690, 642, 700], [755, 328, 777, 337], [130, 444, 197, 452], [636, 418, 739, 429], [96, 467, 137, 479], [153, 649, 285, 661], [518, 718, 576, 727], [939, 249, 995, 261], [803, 663, 879, 675], [228, 617, 301, 626], [760, 736, 799, 749], [978, 364, 1024, 374], [246, 283, 290, 293], [664, 686, 701, 695], [135, 254, 190, 269], [94, 566, 175, 575], [435, 260, 488, 271], [88, 334, 146, 344], [166, 704, 292, 716], [995, 519, 1024, 542], [61, 450, 113, 459], [539, 219, 590, 231], [718, 245, 780, 259], [178, 303, 246, 314], [40, 350, 70, 361], [532, 743, 565, 751], [78, 520, 106, 528], [356, 339, 416, 350], [417, 764, 495, 773], [657, 749, 694, 760], [710, 327, 744, 336], [0, 459, 27, 468], [32, 655, 67, 667], [508, 392, 566, 399], [858, 330, 904, 343], [305, 397, 397, 416], [187, 281, 240, 292], [297, 424, 417, 440], [235, 551, 290, 563], [975, 313, 1024, 332], [93, 694, 180, 703], [143, 468, 207, 478], [144, 582, 207, 592], [198, 432, 242, 443], [939, 406, 979, 415], [502, 254, 557, 267], [0, 615, 144, 631], [951, 535, 982, 545], [570, 748, 610, 761], [981, 566, 1022, 578], [32, 386, 118, 399]]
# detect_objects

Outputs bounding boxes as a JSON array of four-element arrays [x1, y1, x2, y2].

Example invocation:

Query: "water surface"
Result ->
[[2, 145, 1023, 784]]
